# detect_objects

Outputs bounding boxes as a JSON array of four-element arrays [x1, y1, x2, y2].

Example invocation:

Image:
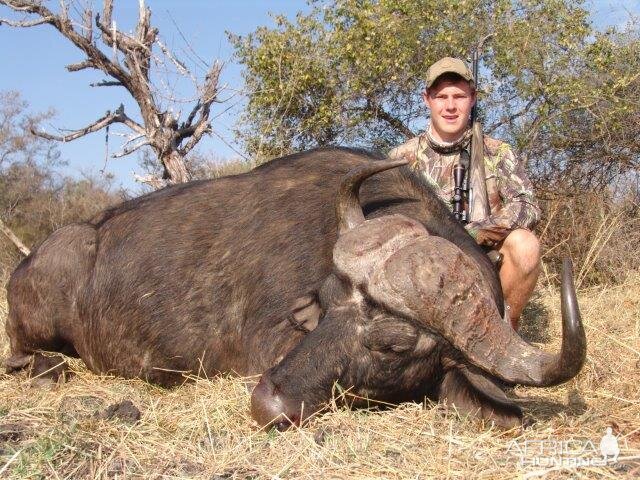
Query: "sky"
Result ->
[[0, 0, 638, 191]]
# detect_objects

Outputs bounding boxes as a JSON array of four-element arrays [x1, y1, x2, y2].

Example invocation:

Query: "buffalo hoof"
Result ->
[[29, 352, 71, 386], [4, 353, 32, 373], [251, 375, 301, 431]]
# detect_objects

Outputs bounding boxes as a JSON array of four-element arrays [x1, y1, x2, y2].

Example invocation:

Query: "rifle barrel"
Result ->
[[470, 33, 494, 124]]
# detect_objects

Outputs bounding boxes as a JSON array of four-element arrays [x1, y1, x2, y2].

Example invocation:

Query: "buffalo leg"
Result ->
[[4, 352, 31, 373]]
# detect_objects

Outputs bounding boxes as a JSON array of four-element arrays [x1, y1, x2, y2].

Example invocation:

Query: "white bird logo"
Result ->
[[599, 427, 620, 463]]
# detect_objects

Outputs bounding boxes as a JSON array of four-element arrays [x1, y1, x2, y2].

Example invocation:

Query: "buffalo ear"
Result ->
[[438, 365, 523, 429], [289, 294, 322, 332]]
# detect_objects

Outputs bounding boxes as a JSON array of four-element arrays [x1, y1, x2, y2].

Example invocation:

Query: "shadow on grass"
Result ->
[[518, 295, 551, 344], [517, 388, 588, 422]]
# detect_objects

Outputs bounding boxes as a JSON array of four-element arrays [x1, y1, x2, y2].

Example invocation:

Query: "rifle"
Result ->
[[452, 35, 494, 225]]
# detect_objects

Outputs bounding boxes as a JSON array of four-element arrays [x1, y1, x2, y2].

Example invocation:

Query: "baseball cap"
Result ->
[[425, 57, 474, 88]]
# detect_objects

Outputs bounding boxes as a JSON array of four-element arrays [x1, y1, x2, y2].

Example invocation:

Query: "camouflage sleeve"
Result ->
[[466, 146, 540, 246]]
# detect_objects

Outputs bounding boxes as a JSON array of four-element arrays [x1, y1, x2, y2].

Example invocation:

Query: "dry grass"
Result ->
[[537, 193, 640, 287], [0, 272, 639, 479]]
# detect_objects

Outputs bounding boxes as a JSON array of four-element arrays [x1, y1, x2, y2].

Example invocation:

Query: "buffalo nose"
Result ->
[[250, 374, 300, 430]]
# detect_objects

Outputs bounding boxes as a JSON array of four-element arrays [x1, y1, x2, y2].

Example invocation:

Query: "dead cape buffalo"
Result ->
[[4, 147, 586, 429]]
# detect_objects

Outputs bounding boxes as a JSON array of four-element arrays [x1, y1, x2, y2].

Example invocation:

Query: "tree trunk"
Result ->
[[163, 151, 191, 184]]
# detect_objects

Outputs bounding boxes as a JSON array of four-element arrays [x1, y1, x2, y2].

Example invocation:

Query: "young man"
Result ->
[[389, 57, 541, 329]]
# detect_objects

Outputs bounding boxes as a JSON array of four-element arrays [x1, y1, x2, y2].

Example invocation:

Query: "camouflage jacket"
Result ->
[[388, 131, 540, 247]]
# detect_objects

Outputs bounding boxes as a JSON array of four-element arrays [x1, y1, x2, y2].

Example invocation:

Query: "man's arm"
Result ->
[[466, 145, 540, 247]]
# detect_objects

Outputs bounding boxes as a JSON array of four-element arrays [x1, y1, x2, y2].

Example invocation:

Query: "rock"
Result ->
[[97, 400, 141, 424], [0, 422, 26, 443]]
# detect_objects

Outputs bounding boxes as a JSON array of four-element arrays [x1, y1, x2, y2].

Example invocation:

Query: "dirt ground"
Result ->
[[0, 274, 639, 479]]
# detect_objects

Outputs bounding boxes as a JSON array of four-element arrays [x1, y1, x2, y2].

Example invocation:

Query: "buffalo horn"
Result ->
[[389, 247, 587, 387], [465, 256, 586, 386], [336, 159, 408, 234]]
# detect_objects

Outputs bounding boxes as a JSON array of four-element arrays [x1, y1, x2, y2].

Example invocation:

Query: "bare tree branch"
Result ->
[[132, 173, 166, 189], [81, 5, 92, 41], [66, 59, 95, 72], [164, 9, 209, 69], [32, 105, 145, 141], [59, 0, 69, 23], [0, 218, 30, 256], [366, 99, 415, 140], [181, 100, 201, 130], [178, 61, 222, 155], [0, 15, 52, 27], [89, 80, 124, 87], [112, 139, 150, 158], [156, 39, 191, 78], [210, 128, 251, 162], [1, 0, 133, 89], [95, 0, 155, 58]]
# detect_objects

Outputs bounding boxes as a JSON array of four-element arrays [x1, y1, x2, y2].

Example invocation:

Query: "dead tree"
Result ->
[[0, 0, 223, 186]]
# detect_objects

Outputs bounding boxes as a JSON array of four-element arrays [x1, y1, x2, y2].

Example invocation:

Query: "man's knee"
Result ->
[[500, 229, 540, 274]]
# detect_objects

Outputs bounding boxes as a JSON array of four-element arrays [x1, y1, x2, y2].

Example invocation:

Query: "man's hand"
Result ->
[[466, 222, 509, 248], [476, 228, 506, 247]]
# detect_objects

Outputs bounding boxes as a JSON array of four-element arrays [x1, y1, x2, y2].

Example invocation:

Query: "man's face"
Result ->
[[423, 79, 476, 142]]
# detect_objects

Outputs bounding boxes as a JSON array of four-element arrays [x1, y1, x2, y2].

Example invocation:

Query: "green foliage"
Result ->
[[526, 24, 640, 192], [232, 0, 639, 191], [232, 0, 511, 158]]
